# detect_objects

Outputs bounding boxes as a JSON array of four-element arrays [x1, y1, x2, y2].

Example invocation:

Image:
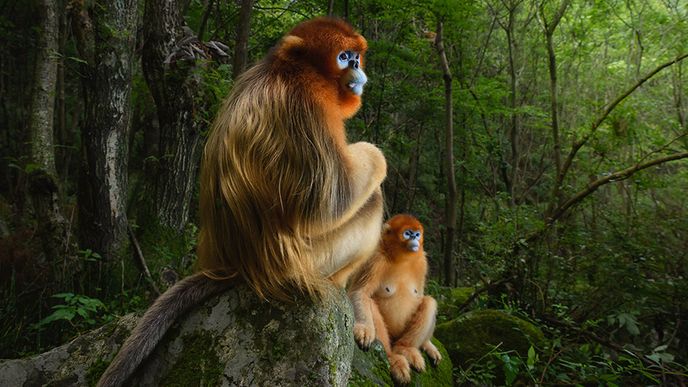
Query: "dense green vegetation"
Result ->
[[1, 0, 687, 384]]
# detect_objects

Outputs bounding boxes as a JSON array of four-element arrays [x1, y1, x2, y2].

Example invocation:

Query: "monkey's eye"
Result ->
[[336, 51, 350, 70], [402, 230, 413, 240]]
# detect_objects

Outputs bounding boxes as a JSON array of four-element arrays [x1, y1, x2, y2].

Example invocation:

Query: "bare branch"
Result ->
[[542, 151, 688, 234], [557, 53, 688, 189]]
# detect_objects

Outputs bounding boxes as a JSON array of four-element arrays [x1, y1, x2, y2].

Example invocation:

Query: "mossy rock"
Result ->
[[0, 285, 355, 386], [442, 287, 474, 323], [349, 338, 453, 386], [430, 285, 474, 324], [434, 309, 545, 367], [435, 309, 544, 366]]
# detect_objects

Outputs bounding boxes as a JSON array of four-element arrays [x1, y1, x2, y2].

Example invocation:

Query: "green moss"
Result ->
[[349, 339, 453, 386], [349, 342, 393, 386], [434, 309, 545, 368], [427, 283, 475, 324], [86, 359, 109, 387], [449, 287, 474, 307], [413, 338, 453, 386], [159, 332, 223, 386]]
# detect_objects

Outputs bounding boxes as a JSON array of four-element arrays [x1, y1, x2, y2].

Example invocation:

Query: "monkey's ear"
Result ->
[[382, 223, 392, 234], [277, 35, 305, 59]]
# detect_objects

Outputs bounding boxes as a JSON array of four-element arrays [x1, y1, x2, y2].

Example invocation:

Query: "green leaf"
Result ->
[[527, 346, 536, 369]]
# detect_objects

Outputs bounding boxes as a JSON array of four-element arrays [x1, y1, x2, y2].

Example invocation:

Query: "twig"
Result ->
[[539, 314, 656, 367], [127, 224, 160, 296], [457, 276, 513, 313]]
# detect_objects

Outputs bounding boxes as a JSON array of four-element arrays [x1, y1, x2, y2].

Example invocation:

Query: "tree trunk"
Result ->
[[73, 0, 137, 265], [142, 0, 212, 232], [505, 6, 518, 206], [435, 20, 457, 287], [541, 0, 570, 216], [28, 0, 67, 270], [233, 0, 254, 79]]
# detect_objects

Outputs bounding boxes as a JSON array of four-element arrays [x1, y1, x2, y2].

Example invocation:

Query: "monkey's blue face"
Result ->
[[337, 50, 367, 96], [402, 229, 422, 252]]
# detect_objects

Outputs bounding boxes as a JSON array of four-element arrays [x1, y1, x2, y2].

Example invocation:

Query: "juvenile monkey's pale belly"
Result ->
[[373, 280, 423, 339]]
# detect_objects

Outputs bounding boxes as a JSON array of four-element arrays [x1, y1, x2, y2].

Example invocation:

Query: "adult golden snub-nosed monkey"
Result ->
[[97, 17, 386, 387]]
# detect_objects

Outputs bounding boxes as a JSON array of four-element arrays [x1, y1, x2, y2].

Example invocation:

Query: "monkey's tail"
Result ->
[[97, 272, 232, 387]]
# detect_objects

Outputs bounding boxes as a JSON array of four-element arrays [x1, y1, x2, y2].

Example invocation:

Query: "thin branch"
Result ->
[[128, 224, 161, 296], [557, 53, 688, 189], [457, 277, 514, 313], [544, 151, 688, 231]]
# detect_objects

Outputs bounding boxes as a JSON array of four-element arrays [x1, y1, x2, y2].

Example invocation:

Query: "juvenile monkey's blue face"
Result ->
[[402, 229, 422, 252], [336, 50, 367, 95]]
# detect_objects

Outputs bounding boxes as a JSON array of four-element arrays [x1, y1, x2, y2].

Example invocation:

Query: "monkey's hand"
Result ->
[[345, 142, 386, 211], [395, 346, 426, 372], [353, 322, 376, 349], [347, 141, 387, 189], [421, 340, 442, 367], [389, 353, 412, 384]]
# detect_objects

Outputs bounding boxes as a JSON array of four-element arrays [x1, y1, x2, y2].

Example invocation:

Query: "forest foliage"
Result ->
[[1, 0, 687, 385]]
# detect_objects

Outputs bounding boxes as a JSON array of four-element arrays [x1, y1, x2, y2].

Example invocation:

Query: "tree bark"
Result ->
[[142, 0, 214, 231], [73, 0, 138, 263], [28, 0, 67, 268], [435, 20, 457, 286], [233, 0, 254, 79], [30, 0, 58, 177], [540, 0, 570, 215]]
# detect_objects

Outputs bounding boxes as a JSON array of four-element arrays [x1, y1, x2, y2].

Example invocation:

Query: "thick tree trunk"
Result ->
[[73, 0, 137, 263], [30, 0, 58, 177], [233, 0, 254, 79], [142, 0, 211, 231], [435, 20, 457, 286], [28, 0, 67, 269]]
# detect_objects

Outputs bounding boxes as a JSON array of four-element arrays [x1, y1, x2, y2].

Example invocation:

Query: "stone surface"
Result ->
[[0, 284, 355, 386]]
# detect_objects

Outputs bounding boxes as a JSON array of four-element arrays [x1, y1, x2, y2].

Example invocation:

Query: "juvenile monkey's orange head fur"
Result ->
[[381, 214, 425, 258]]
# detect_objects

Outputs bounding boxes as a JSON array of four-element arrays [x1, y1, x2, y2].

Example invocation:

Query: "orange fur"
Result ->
[[197, 17, 385, 302], [349, 214, 442, 384]]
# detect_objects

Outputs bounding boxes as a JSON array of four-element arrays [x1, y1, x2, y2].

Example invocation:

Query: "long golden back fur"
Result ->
[[197, 18, 367, 302]]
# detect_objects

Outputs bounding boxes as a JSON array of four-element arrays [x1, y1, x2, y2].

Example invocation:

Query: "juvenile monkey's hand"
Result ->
[[353, 322, 376, 349], [422, 340, 442, 367], [396, 346, 426, 372], [389, 353, 412, 384]]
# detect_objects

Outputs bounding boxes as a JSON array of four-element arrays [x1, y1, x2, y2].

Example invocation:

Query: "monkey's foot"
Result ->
[[395, 345, 425, 372], [353, 322, 375, 349], [389, 353, 412, 384], [421, 340, 442, 366]]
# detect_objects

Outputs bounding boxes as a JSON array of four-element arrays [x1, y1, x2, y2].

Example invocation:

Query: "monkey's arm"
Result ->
[[348, 255, 385, 348], [311, 142, 385, 237], [97, 274, 231, 387]]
